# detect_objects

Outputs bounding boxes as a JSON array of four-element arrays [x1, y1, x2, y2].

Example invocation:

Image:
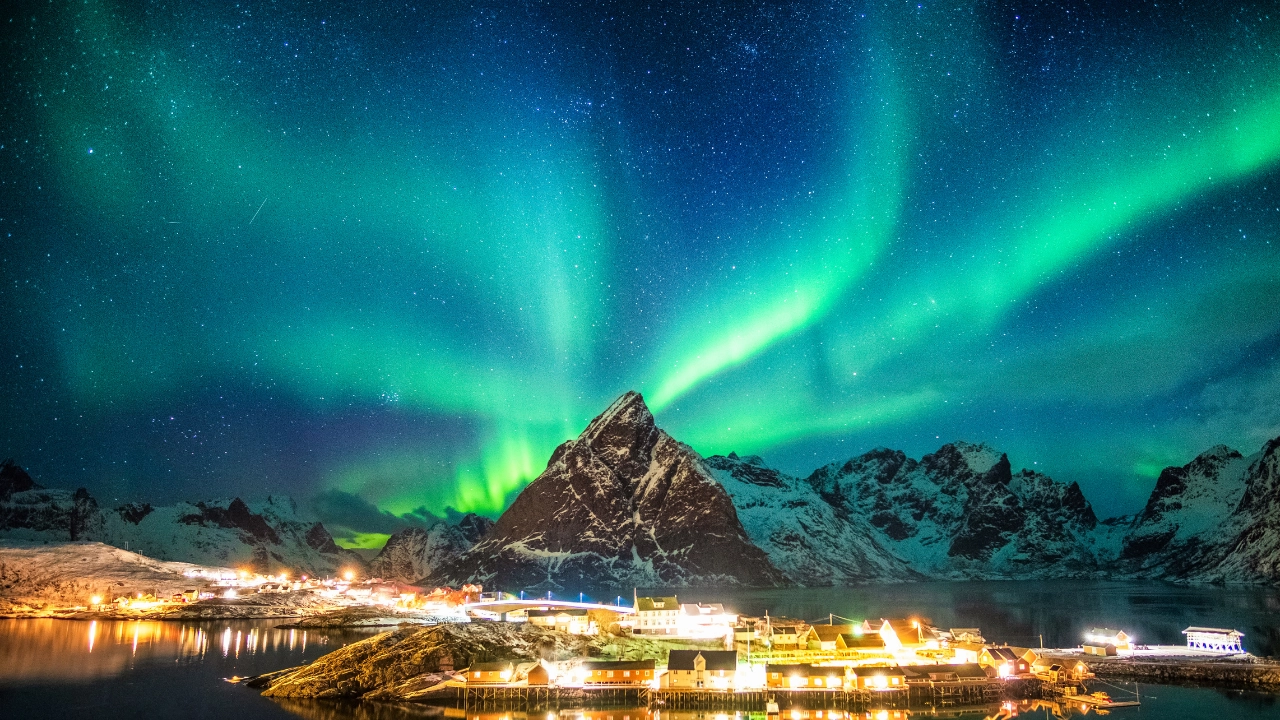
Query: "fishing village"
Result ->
[[219, 581, 1278, 717]]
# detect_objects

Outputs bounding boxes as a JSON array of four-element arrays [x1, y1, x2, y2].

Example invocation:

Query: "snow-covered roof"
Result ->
[[1183, 627, 1243, 636]]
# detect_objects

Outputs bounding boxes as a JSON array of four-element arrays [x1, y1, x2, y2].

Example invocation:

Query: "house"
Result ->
[[949, 628, 985, 643], [979, 647, 1029, 677], [839, 633, 888, 654], [765, 664, 811, 689], [1031, 658, 1092, 684], [1183, 627, 1245, 653], [1083, 644, 1117, 656], [581, 660, 656, 686], [767, 625, 802, 648], [763, 664, 848, 689], [527, 662, 551, 686], [850, 665, 907, 691], [1084, 628, 1132, 651], [948, 641, 985, 664], [663, 650, 737, 689], [527, 608, 592, 634], [467, 661, 514, 685], [902, 663, 993, 687], [878, 619, 940, 650], [678, 603, 738, 640], [635, 596, 681, 635], [809, 625, 855, 651]]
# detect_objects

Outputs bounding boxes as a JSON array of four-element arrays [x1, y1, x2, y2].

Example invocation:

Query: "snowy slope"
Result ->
[[0, 541, 233, 611], [704, 453, 915, 584], [100, 496, 366, 577], [369, 513, 494, 583], [1120, 445, 1252, 576], [0, 465, 364, 578], [806, 442, 1101, 578]]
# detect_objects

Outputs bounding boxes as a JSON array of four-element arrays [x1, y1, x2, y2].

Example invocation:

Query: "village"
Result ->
[[437, 593, 1252, 710], [68, 566, 1263, 711], [117, 568, 1239, 707]]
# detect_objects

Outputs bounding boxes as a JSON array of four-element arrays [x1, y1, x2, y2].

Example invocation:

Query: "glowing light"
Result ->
[[343, 570, 355, 582]]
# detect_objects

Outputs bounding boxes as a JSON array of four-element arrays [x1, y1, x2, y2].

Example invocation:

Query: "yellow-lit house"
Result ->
[[467, 661, 515, 685], [764, 664, 849, 689], [635, 596, 681, 636], [582, 660, 655, 686], [663, 650, 737, 689], [850, 666, 906, 691]]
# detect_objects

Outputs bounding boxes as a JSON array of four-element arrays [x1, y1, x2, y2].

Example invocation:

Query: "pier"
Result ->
[[420, 681, 1010, 713]]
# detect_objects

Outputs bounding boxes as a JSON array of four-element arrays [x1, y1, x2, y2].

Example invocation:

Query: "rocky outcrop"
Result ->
[[430, 392, 785, 590], [806, 442, 1102, 578], [705, 453, 914, 584], [259, 623, 600, 700], [369, 513, 494, 584], [1198, 438, 1280, 583]]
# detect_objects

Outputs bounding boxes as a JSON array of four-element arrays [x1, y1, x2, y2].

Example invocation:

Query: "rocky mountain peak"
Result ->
[[431, 391, 784, 590]]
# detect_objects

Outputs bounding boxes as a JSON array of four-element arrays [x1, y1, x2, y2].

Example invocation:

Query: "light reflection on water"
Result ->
[[1, 580, 1279, 720], [0, 618, 336, 683]]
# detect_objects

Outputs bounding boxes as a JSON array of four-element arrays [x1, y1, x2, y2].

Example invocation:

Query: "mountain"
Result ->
[[429, 392, 786, 590], [805, 442, 1102, 579], [0, 474, 365, 577], [704, 453, 915, 584], [1119, 445, 1251, 575], [369, 513, 494, 584], [1118, 438, 1280, 583]]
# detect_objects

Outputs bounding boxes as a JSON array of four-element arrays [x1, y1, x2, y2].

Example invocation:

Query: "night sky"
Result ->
[[3, 1, 1279, 548]]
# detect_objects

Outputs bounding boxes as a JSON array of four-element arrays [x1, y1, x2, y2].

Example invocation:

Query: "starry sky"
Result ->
[[2, 0, 1279, 548]]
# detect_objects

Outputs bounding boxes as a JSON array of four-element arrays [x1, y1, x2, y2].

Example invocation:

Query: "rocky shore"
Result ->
[[1079, 655, 1280, 692], [255, 623, 715, 701]]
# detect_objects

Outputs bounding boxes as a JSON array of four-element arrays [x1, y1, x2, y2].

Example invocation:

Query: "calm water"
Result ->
[[0, 582, 1277, 720], [663, 581, 1280, 656]]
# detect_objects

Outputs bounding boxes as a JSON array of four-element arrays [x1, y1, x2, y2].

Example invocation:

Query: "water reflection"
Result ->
[[0, 618, 349, 684], [265, 706, 1114, 720]]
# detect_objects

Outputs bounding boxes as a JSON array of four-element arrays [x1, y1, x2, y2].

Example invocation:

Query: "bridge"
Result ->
[[464, 597, 636, 615]]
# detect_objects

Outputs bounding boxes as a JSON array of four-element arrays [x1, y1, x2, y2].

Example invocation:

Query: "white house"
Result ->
[[1183, 627, 1245, 653]]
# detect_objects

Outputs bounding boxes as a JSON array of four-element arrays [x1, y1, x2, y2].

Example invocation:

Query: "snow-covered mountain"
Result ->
[[704, 453, 915, 584], [1117, 438, 1280, 583], [369, 513, 494, 583], [804, 443, 1102, 579], [0, 462, 364, 577], [429, 392, 786, 590]]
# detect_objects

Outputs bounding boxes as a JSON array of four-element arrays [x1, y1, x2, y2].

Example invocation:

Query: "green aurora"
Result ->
[[2, 0, 1279, 545]]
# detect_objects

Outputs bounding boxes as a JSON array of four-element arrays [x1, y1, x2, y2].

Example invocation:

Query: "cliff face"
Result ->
[[704, 453, 915, 585], [805, 442, 1102, 578], [430, 392, 785, 590], [369, 514, 494, 584]]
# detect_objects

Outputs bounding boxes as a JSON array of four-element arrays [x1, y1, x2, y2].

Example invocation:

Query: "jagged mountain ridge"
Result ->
[[805, 442, 1103, 579], [704, 452, 917, 585], [370, 514, 494, 584], [0, 471, 365, 576], [429, 392, 787, 590], [430, 393, 1280, 587]]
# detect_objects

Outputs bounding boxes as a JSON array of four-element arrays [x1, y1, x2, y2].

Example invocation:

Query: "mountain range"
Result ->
[[3, 391, 1278, 588]]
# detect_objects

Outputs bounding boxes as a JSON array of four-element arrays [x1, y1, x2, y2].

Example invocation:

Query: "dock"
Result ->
[[418, 681, 1007, 712]]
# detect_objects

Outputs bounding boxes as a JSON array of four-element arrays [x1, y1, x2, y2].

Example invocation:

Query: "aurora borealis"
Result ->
[[2, 1, 1278, 548]]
